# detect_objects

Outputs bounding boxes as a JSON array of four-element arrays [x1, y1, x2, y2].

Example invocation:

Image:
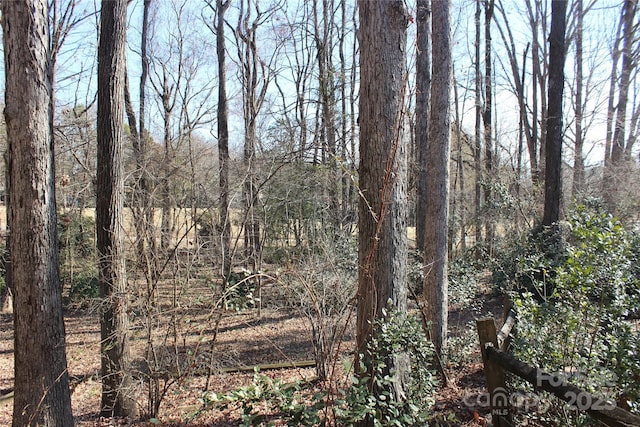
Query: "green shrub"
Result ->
[[64, 269, 100, 307], [337, 308, 438, 426], [58, 212, 95, 258], [198, 308, 438, 426], [200, 370, 325, 426], [510, 203, 640, 425]]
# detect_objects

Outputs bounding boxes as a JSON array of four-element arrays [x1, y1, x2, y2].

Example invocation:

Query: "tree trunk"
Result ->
[[542, 0, 567, 227], [313, 0, 340, 236], [96, 0, 137, 417], [483, 0, 495, 253], [610, 0, 637, 165], [159, 65, 176, 251], [356, 1, 409, 422], [2, 1, 74, 424], [415, 0, 431, 253], [572, 0, 585, 198], [424, 0, 452, 356], [474, 0, 483, 251], [216, 0, 232, 283]]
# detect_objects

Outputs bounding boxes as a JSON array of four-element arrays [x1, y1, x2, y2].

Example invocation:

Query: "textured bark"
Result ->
[[216, 0, 232, 282], [424, 0, 451, 355], [603, 0, 637, 211], [483, 0, 495, 252], [2, 1, 74, 425], [356, 2, 409, 420], [542, 0, 567, 227], [127, 0, 156, 285], [610, 0, 637, 165], [235, 0, 270, 274], [572, 0, 585, 198], [415, 0, 431, 253], [474, 0, 483, 249], [313, 0, 340, 235], [96, 0, 137, 417]]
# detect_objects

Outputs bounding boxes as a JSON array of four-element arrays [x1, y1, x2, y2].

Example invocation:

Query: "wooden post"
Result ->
[[477, 317, 510, 426]]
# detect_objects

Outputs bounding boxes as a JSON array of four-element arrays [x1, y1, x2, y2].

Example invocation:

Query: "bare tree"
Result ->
[[232, 0, 277, 275], [2, 1, 74, 424], [495, 1, 538, 186], [124, 0, 157, 288], [424, 0, 452, 356], [542, 0, 567, 227], [572, 0, 586, 197], [213, 0, 232, 282], [356, 0, 409, 421], [483, 0, 495, 252], [96, 0, 137, 417], [415, 0, 431, 253], [609, 0, 637, 165]]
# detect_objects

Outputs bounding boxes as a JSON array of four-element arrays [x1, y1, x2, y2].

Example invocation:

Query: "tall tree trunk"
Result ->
[[572, 0, 585, 198], [339, 0, 352, 230], [356, 1, 409, 422], [424, 0, 451, 356], [96, 0, 137, 417], [314, 0, 340, 235], [603, 25, 622, 167], [216, 0, 232, 283], [483, 0, 495, 253], [474, 0, 483, 251], [610, 0, 637, 165], [542, 0, 567, 227], [453, 75, 466, 254], [604, 0, 637, 211], [415, 0, 431, 253], [234, 0, 274, 317], [2, 1, 74, 424], [159, 65, 176, 251], [495, 1, 537, 186]]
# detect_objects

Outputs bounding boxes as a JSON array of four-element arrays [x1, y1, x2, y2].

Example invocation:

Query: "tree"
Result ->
[[232, 0, 277, 275], [609, 0, 637, 165], [542, 0, 567, 227], [124, 0, 157, 288], [2, 1, 74, 425], [495, 1, 538, 187], [96, 0, 137, 417], [424, 0, 452, 356], [213, 0, 232, 282], [571, 0, 585, 197], [415, 0, 431, 253], [604, 0, 638, 211], [483, 0, 495, 252], [474, 0, 483, 249], [356, 0, 409, 421]]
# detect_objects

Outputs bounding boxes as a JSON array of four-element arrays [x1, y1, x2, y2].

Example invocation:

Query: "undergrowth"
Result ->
[[197, 308, 438, 426], [498, 202, 640, 425]]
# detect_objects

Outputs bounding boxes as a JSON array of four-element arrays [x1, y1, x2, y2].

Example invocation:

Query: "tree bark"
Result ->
[[474, 0, 483, 251], [572, 0, 585, 198], [610, 0, 637, 165], [356, 0, 409, 421], [96, 0, 137, 417], [542, 0, 567, 227], [216, 0, 232, 283], [424, 0, 452, 356], [415, 0, 431, 253], [483, 0, 495, 253], [2, 1, 74, 424]]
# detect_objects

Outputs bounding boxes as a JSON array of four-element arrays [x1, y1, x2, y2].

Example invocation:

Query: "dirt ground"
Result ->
[[0, 281, 503, 426]]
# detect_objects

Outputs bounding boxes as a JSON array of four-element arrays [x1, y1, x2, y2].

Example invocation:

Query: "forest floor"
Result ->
[[0, 273, 503, 426]]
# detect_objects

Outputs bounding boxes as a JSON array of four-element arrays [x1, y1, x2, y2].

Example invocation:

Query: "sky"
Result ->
[[2, 0, 637, 170]]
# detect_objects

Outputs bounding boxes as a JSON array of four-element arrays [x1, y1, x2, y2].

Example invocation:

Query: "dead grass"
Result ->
[[0, 253, 502, 426]]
